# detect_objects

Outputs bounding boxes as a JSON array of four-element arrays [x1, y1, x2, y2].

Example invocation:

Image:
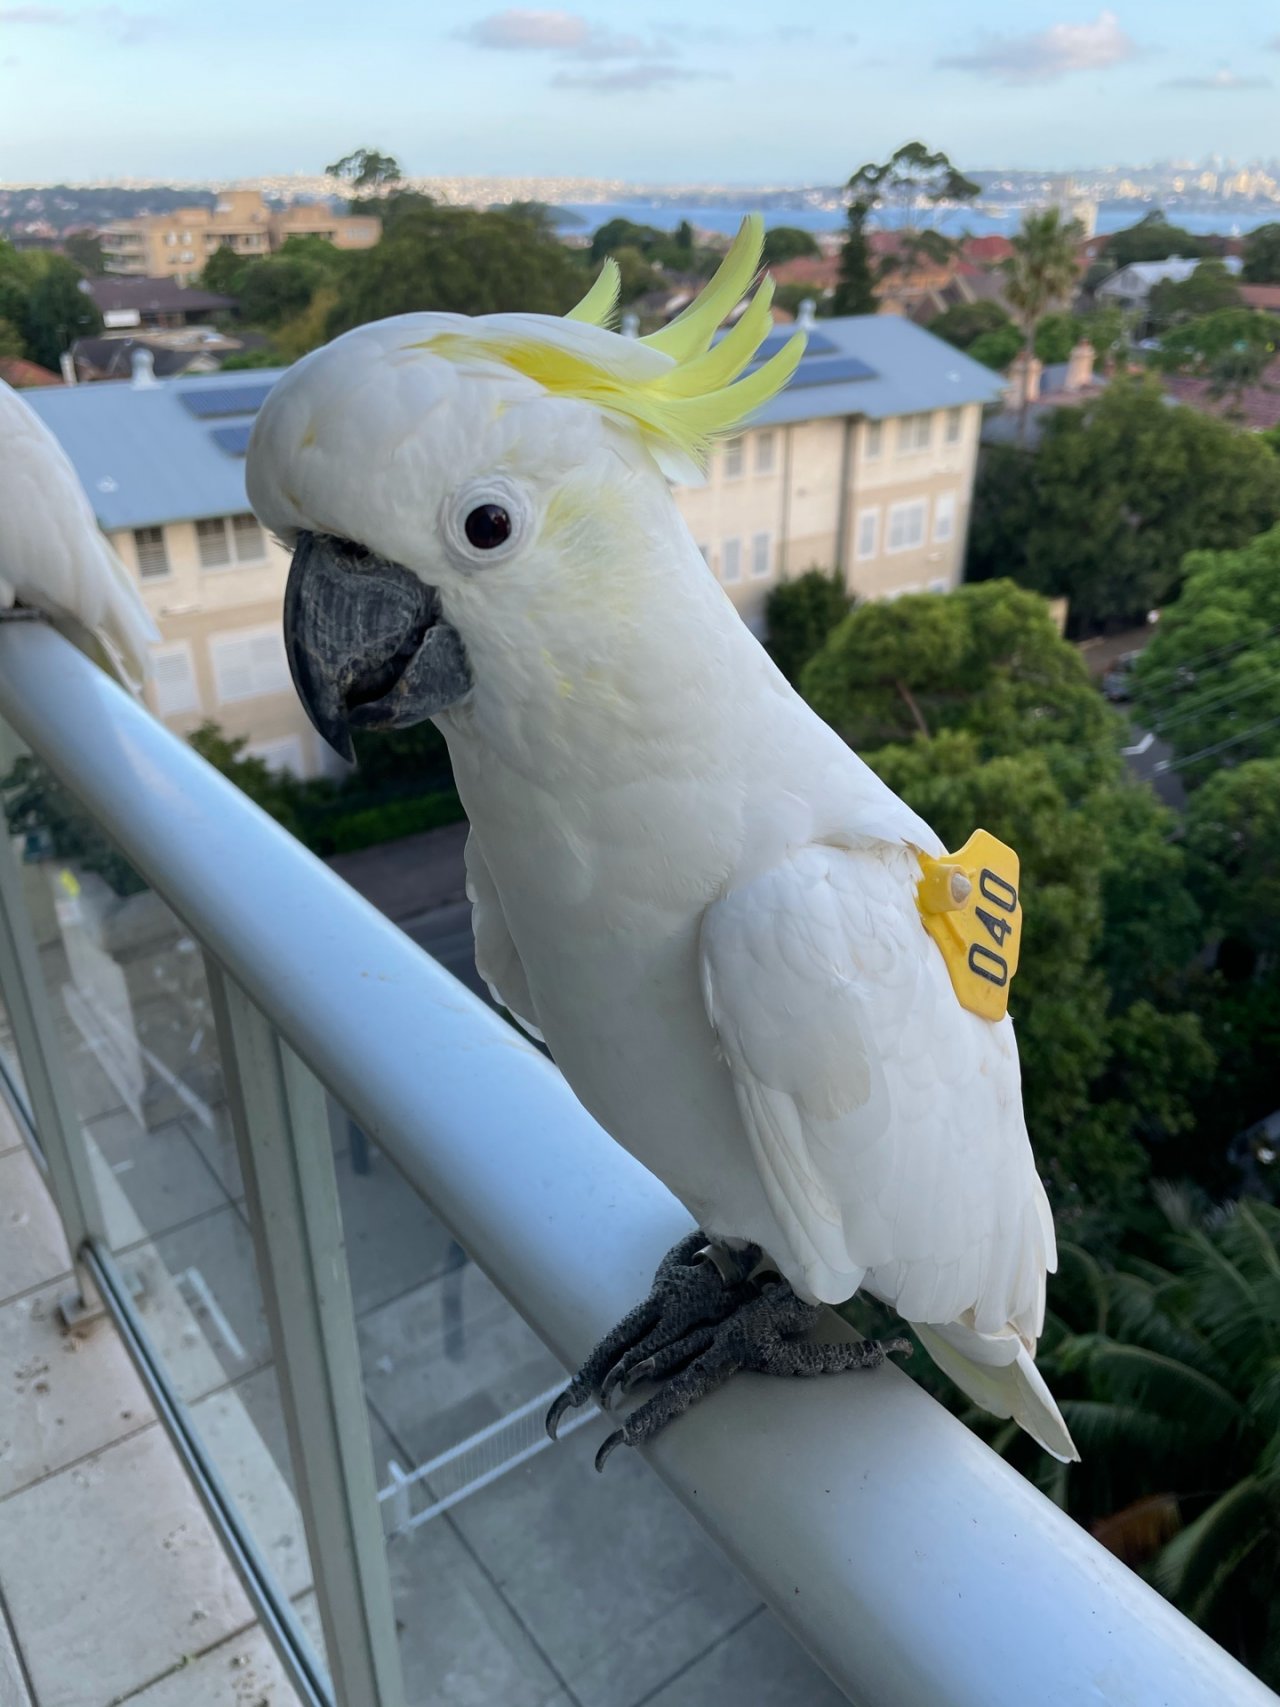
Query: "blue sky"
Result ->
[[2, 3, 1278, 183]]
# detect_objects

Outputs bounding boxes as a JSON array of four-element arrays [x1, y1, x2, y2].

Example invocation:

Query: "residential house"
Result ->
[[81, 276, 236, 330], [21, 371, 330, 777], [0, 356, 60, 389], [1096, 255, 1243, 312], [673, 313, 1006, 629], [100, 190, 380, 284], [1239, 283, 1280, 314], [981, 341, 1107, 448], [69, 331, 265, 384]]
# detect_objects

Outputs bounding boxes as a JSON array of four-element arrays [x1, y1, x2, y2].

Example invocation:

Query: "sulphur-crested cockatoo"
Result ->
[[0, 379, 159, 688], [247, 216, 1077, 1468]]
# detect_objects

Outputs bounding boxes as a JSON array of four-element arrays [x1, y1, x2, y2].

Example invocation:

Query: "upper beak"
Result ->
[[283, 531, 473, 762]]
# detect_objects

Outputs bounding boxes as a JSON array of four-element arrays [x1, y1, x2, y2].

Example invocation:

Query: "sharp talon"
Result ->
[[885, 1337, 913, 1358], [594, 1429, 627, 1472], [600, 1360, 629, 1411], [546, 1387, 580, 1441], [623, 1355, 656, 1394]]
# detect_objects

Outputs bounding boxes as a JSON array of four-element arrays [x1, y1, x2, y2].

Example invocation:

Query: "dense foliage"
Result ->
[[1242, 222, 1280, 284], [1147, 259, 1242, 332], [1104, 212, 1216, 268], [0, 239, 102, 370], [762, 569, 852, 684], [833, 141, 977, 316], [968, 380, 1280, 630]]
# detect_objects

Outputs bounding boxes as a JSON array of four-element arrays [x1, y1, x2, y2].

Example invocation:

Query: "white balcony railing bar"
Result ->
[[0, 625, 1273, 1707]]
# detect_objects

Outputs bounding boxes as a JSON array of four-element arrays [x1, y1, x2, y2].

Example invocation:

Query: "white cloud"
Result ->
[[460, 10, 666, 62], [552, 63, 717, 92], [938, 10, 1138, 84], [0, 4, 160, 42], [1163, 68, 1271, 90]]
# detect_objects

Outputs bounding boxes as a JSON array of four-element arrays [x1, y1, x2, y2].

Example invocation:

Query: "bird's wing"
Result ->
[[464, 832, 544, 1041], [699, 839, 1054, 1339], [0, 383, 158, 684]]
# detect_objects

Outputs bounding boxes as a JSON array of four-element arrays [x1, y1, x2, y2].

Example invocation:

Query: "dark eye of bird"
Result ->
[[464, 504, 512, 551]]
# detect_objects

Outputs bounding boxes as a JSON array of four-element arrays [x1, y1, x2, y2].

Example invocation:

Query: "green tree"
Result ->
[[1105, 212, 1214, 268], [16, 253, 102, 369], [927, 298, 1014, 352], [1130, 526, 1280, 771], [968, 379, 1280, 631], [611, 245, 664, 305], [833, 141, 979, 316], [1147, 259, 1241, 332], [1242, 221, 1280, 284], [589, 217, 666, 265], [1005, 208, 1082, 444], [200, 243, 247, 297], [187, 724, 307, 837], [62, 232, 105, 275], [1018, 1197, 1280, 1689], [1155, 308, 1280, 375], [761, 225, 820, 266], [325, 148, 403, 197], [763, 568, 851, 684], [2, 753, 143, 897], [328, 205, 586, 332], [0, 318, 23, 360], [1034, 311, 1081, 365], [967, 324, 1023, 371], [1185, 761, 1280, 957]]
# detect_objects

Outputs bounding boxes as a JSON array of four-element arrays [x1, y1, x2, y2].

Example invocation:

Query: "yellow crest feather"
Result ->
[[406, 216, 805, 474]]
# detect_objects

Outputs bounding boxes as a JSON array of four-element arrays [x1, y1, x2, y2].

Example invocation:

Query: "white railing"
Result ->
[[0, 624, 1272, 1707]]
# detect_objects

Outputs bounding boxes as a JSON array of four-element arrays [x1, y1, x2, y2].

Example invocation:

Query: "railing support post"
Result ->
[[0, 821, 107, 1317], [205, 956, 405, 1707]]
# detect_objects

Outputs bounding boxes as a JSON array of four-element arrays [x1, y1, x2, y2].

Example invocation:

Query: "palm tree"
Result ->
[[1004, 208, 1083, 446], [984, 1189, 1280, 1689]]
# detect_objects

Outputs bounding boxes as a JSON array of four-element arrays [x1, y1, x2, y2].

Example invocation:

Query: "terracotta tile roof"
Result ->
[[0, 357, 61, 389], [961, 235, 1014, 264], [1240, 283, 1280, 314], [1162, 357, 1280, 432], [768, 254, 840, 290]]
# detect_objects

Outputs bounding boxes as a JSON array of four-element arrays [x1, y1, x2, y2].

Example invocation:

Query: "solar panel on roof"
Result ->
[[785, 355, 877, 389], [752, 329, 838, 362], [211, 423, 253, 456], [180, 383, 275, 420]]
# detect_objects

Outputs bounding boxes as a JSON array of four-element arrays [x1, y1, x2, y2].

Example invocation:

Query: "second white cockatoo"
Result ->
[[0, 379, 159, 688], [246, 217, 1078, 1467]]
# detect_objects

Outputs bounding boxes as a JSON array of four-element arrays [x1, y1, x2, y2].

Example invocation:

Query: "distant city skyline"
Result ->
[[2, 3, 1278, 183]]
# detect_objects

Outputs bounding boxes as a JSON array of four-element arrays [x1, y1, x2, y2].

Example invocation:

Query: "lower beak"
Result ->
[[283, 531, 473, 762]]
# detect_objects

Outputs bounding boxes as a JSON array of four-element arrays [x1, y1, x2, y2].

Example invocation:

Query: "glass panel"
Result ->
[[0, 722, 327, 1686]]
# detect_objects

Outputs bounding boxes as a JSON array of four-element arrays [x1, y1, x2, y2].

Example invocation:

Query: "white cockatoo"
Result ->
[[0, 379, 159, 688], [247, 217, 1078, 1467]]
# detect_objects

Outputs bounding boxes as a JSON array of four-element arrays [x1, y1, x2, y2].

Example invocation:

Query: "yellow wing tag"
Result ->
[[915, 830, 1022, 1022]]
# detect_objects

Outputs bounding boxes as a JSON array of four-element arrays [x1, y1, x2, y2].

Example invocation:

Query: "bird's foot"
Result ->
[[546, 1231, 911, 1471]]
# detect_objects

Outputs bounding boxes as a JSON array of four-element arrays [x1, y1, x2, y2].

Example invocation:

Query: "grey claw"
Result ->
[[594, 1429, 627, 1472], [600, 1359, 630, 1411], [622, 1355, 656, 1393], [546, 1387, 581, 1441]]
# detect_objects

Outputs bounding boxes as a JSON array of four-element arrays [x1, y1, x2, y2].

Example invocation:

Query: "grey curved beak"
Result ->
[[283, 532, 472, 763]]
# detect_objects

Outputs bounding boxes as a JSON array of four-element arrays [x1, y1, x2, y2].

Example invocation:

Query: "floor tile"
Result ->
[[0, 1596, 33, 1707], [0, 1425, 253, 1707], [638, 1605, 849, 1707], [388, 1515, 563, 1707], [447, 1424, 759, 1701], [0, 1150, 71, 1304], [118, 1622, 302, 1706], [183, 1106, 243, 1201], [0, 1280, 153, 1498], [358, 1259, 563, 1467], [190, 1370, 314, 1600], [135, 1205, 271, 1400], [86, 1107, 229, 1247], [334, 1136, 460, 1318], [0, 1092, 25, 1159]]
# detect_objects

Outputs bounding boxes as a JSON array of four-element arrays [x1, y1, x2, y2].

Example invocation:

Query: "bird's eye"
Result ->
[[464, 504, 512, 551]]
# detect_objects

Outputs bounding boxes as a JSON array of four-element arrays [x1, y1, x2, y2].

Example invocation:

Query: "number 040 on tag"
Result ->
[[915, 829, 1023, 1023]]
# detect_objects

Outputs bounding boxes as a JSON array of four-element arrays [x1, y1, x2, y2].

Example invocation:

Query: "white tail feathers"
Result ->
[[88, 536, 160, 696], [914, 1319, 1079, 1464]]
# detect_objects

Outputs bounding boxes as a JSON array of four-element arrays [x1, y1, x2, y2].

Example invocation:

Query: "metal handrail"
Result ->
[[0, 625, 1272, 1707]]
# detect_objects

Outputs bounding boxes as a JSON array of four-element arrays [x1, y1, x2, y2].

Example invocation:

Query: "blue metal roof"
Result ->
[[23, 316, 1005, 533]]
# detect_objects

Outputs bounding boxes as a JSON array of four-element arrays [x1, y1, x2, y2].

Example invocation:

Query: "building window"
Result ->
[[133, 526, 170, 578], [864, 420, 883, 461], [751, 532, 772, 579], [754, 431, 776, 474], [897, 413, 932, 455], [232, 513, 266, 561], [723, 438, 745, 480], [195, 517, 231, 569], [945, 406, 963, 445], [210, 625, 291, 704], [933, 491, 956, 543], [720, 538, 742, 583], [855, 507, 879, 561], [150, 643, 200, 716], [886, 499, 928, 553]]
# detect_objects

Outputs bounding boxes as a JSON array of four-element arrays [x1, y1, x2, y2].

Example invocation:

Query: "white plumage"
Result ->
[[0, 379, 159, 686], [247, 287, 1078, 1463]]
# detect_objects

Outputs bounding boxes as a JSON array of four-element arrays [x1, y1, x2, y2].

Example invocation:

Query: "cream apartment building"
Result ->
[[23, 316, 1002, 773], [673, 313, 1005, 630], [100, 190, 381, 284], [23, 370, 331, 777]]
